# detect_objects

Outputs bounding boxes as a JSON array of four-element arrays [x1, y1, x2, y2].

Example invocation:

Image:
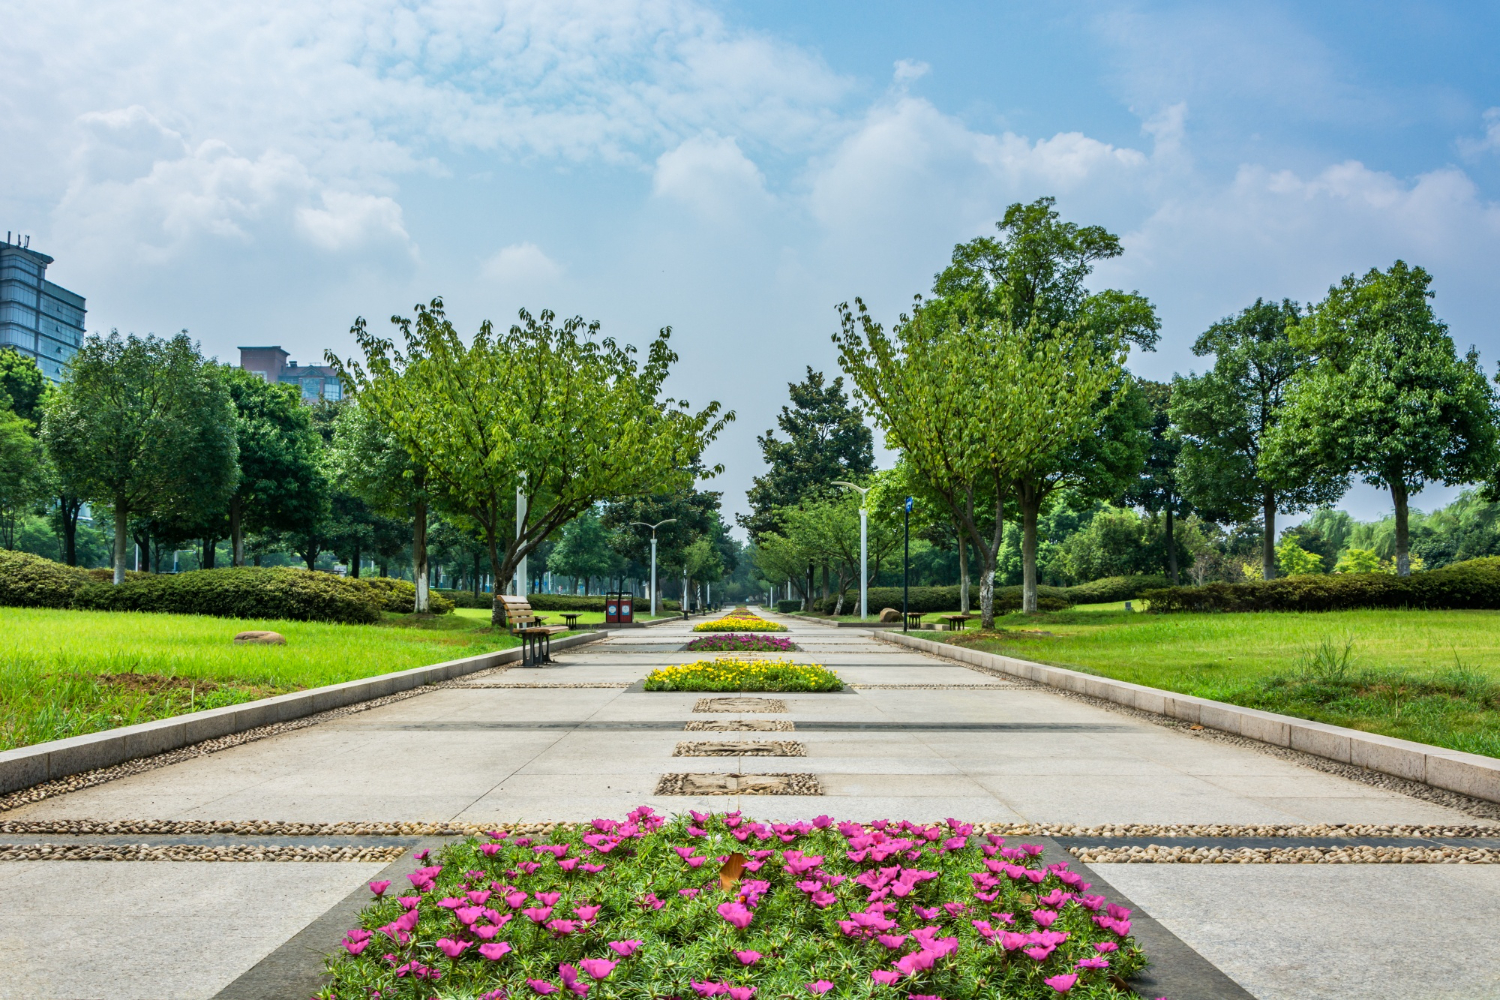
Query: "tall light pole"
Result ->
[[631, 519, 677, 616], [833, 481, 870, 620], [903, 496, 913, 632]]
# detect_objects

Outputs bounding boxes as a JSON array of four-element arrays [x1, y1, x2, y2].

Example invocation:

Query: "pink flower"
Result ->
[[468, 890, 493, 905], [341, 938, 369, 956], [1043, 974, 1078, 994], [535, 892, 562, 906], [728, 988, 756, 1000], [481, 844, 503, 857], [558, 858, 580, 872], [505, 891, 529, 909], [414, 849, 431, 860], [806, 982, 834, 995], [1076, 957, 1109, 970], [398, 896, 420, 910], [716, 902, 754, 930], [608, 940, 643, 958], [1032, 910, 1058, 929], [1094, 942, 1118, 953], [877, 934, 908, 950], [369, 880, 391, 896], [912, 906, 940, 920], [871, 971, 901, 986], [528, 981, 558, 995], [581, 863, 606, 873], [809, 890, 837, 908], [734, 950, 762, 966], [523, 907, 554, 923], [546, 919, 580, 936], [579, 959, 617, 980], [436, 938, 471, 958], [680, 888, 701, 899], [574, 905, 601, 922], [692, 982, 727, 997]]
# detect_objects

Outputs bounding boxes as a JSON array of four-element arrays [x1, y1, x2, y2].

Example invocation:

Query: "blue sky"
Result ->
[[5, 0, 1500, 532]]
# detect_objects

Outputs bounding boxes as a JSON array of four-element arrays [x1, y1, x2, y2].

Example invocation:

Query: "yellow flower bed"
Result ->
[[644, 656, 841, 691], [692, 609, 786, 633]]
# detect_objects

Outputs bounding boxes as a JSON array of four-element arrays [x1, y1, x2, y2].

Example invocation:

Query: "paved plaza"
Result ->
[[4, 613, 1497, 999]]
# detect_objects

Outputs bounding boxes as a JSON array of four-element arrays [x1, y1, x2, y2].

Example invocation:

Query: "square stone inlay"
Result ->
[[684, 719, 795, 732], [672, 740, 806, 757], [692, 697, 787, 713], [653, 773, 823, 796]]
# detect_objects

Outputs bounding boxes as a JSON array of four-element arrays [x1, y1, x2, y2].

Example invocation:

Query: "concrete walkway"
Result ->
[[5, 613, 1498, 999]]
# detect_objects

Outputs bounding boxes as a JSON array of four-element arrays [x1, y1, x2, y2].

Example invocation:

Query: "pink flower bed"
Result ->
[[323, 808, 1150, 999]]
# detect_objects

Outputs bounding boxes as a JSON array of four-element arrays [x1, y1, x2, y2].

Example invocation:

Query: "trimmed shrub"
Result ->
[[72, 568, 386, 624], [813, 585, 1071, 615], [1063, 574, 1168, 604], [355, 576, 455, 615], [0, 550, 96, 609], [1141, 557, 1500, 613], [775, 599, 803, 613]]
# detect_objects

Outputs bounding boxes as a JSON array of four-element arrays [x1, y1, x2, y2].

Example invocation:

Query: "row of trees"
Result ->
[[829, 197, 1498, 627], [2, 301, 730, 621]]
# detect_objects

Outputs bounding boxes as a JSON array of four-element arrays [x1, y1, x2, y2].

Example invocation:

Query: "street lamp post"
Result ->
[[631, 519, 677, 617], [903, 496, 913, 632], [832, 481, 871, 620]]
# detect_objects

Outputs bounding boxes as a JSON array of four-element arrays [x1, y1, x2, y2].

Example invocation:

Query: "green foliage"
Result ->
[[811, 585, 1071, 615], [0, 550, 454, 623], [1172, 298, 1348, 580], [1054, 505, 1147, 583], [0, 347, 48, 424], [434, 590, 676, 612], [1273, 261, 1499, 576], [775, 598, 802, 613], [1334, 548, 1384, 574], [0, 407, 43, 549], [1141, 556, 1500, 613], [1276, 539, 1323, 577], [548, 510, 624, 592], [356, 576, 454, 615], [41, 332, 239, 582], [223, 367, 329, 551], [1061, 574, 1168, 604]]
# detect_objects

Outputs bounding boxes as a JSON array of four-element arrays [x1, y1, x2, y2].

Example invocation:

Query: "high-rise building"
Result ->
[[0, 235, 87, 383], [238, 345, 343, 402]]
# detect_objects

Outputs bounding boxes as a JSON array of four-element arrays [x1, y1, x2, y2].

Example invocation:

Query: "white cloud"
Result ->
[[1458, 108, 1500, 159], [482, 242, 564, 285], [653, 134, 769, 220], [296, 191, 409, 252], [892, 59, 930, 87]]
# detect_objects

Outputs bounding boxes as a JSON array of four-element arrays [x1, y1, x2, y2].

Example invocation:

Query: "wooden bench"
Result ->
[[498, 596, 568, 666], [938, 613, 974, 632]]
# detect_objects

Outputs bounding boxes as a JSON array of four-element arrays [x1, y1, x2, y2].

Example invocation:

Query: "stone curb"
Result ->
[[0, 631, 605, 796], [877, 630, 1500, 806]]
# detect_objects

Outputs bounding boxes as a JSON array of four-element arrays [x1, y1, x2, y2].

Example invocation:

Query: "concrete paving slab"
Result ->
[[0, 861, 384, 1000], [1095, 864, 1500, 1000]]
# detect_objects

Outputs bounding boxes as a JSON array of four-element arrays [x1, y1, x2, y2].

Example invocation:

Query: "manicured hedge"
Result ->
[[1063, 574, 1168, 604], [1141, 557, 1500, 613], [775, 598, 803, 613], [0, 551, 450, 624], [356, 576, 455, 615]]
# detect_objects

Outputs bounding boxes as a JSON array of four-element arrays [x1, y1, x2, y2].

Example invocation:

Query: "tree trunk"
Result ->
[[413, 497, 429, 612], [303, 548, 318, 572], [1392, 480, 1410, 576], [113, 501, 128, 584], [60, 496, 81, 566], [202, 537, 216, 570], [230, 493, 244, 567], [1262, 487, 1276, 581], [350, 542, 361, 578], [1165, 505, 1179, 586], [957, 531, 970, 613], [472, 552, 482, 600], [1019, 480, 1041, 614], [821, 564, 829, 600]]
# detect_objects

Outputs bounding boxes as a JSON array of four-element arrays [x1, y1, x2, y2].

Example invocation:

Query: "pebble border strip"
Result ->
[[1068, 844, 1500, 865], [653, 773, 823, 796], [458, 683, 630, 689], [671, 741, 807, 757], [0, 843, 409, 862], [949, 659, 1500, 823], [0, 664, 518, 814], [849, 684, 1014, 690]]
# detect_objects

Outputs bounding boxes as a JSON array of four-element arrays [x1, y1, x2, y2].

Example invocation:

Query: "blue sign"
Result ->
[[905, 496, 914, 513]]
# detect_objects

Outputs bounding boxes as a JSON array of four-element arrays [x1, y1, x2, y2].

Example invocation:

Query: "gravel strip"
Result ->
[[0, 819, 560, 837], [849, 683, 1014, 690], [950, 659, 1500, 823], [970, 821, 1498, 837], [672, 740, 807, 757], [0, 666, 520, 815], [1070, 844, 1500, 864], [0, 843, 408, 862], [458, 683, 630, 689]]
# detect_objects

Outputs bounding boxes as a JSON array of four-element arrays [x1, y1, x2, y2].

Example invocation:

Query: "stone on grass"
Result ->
[[234, 631, 286, 645], [878, 607, 901, 622]]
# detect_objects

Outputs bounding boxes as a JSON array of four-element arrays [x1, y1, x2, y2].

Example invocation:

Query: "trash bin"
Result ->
[[605, 592, 634, 624]]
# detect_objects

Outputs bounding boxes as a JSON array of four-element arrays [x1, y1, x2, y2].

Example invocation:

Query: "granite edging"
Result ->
[[876, 630, 1500, 805], [0, 631, 606, 795]]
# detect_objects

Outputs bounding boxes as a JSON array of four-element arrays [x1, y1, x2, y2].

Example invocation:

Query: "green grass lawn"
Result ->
[[0, 606, 524, 751], [920, 604, 1500, 758]]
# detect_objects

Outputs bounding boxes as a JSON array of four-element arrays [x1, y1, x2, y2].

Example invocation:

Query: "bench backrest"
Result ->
[[497, 595, 534, 625]]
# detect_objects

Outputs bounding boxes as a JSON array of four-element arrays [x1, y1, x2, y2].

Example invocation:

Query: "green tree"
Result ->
[[331, 300, 730, 624], [926, 199, 1158, 612], [0, 347, 47, 424], [222, 368, 328, 567], [333, 401, 433, 606], [1055, 505, 1146, 583], [0, 407, 43, 549], [835, 291, 1123, 628], [740, 368, 874, 540], [547, 509, 622, 595], [1173, 298, 1348, 581], [1276, 538, 1322, 576], [42, 333, 238, 583], [1122, 379, 1190, 584], [601, 485, 720, 606], [1271, 262, 1498, 576]]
